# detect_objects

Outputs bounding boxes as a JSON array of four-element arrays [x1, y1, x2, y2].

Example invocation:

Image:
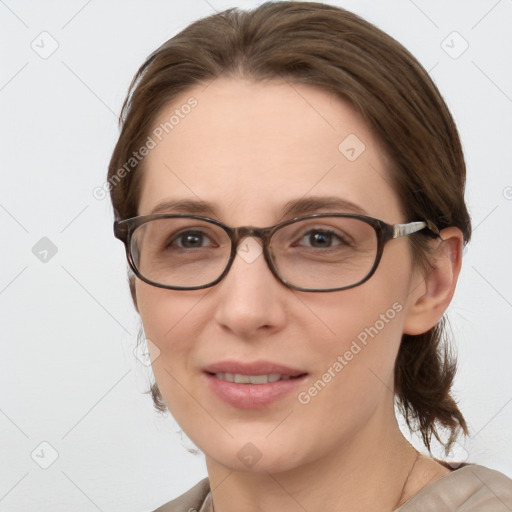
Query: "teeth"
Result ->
[[214, 373, 291, 384], [234, 373, 249, 384]]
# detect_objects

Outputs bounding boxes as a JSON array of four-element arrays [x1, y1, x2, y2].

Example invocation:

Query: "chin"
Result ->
[[200, 431, 310, 475]]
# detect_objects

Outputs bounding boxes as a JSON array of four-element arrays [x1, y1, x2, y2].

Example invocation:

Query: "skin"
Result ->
[[134, 77, 463, 512]]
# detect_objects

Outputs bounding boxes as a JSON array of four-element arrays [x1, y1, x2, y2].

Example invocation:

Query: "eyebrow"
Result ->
[[150, 198, 217, 216], [149, 196, 368, 220], [280, 196, 368, 218]]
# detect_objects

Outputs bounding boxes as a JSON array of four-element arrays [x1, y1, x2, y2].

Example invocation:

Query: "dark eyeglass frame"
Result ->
[[113, 213, 440, 292]]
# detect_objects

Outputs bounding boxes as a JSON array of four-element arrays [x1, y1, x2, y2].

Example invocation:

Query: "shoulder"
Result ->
[[151, 478, 210, 512], [398, 463, 512, 511], [149, 466, 512, 511]]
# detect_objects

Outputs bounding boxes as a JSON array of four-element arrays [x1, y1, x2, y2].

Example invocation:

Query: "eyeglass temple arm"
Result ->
[[113, 220, 130, 242], [392, 219, 440, 239]]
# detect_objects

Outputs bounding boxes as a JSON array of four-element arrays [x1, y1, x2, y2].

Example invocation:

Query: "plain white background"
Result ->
[[1, 0, 511, 510]]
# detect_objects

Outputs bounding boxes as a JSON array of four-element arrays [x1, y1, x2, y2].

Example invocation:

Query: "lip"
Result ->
[[203, 360, 305, 376], [203, 360, 308, 409]]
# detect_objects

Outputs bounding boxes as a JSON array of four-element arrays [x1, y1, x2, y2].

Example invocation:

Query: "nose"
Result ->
[[212, 237, 287, 338]]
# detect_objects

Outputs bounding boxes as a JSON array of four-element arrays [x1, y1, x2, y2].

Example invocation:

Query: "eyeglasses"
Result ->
[[113, 213, 440, 292]]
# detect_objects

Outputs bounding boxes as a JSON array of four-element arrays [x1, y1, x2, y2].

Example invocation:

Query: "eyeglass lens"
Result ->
[[130, 216, 378, 290]]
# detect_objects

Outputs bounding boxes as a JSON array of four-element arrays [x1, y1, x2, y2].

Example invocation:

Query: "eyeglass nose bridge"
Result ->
[[221, 225, 282, 283], [229, 225, 275, 249]]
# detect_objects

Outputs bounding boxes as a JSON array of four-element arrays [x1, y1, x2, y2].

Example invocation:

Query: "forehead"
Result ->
[[138, 77, 402, 224]]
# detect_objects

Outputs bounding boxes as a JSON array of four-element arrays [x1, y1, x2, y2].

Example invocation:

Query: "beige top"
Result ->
[[152, 464, 512, 512]]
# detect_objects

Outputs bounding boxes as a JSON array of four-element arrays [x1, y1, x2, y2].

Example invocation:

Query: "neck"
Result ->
[[205, 400, 420, 512]]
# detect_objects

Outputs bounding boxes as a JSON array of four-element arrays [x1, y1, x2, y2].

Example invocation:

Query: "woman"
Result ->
[[108, 2, 512, 511]]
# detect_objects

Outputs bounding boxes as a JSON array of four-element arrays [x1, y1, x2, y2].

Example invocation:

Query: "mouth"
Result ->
[[202, 360, 308, 408], [211, 372, 300, 384]]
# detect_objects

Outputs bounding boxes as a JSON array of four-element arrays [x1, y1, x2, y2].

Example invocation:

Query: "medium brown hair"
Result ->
[[108, 1, 471, 453]]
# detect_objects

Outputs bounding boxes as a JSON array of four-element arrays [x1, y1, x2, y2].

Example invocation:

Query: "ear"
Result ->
[[403, 227, 464, 335]]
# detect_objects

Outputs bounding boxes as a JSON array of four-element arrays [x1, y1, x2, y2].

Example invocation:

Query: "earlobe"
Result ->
[[403, 227, 464, 335]]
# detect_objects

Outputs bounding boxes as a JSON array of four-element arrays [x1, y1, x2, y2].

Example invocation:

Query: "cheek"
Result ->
[[297, 249, 412, 401], [135, 286, 211, 433], [135, 283, 208, 380], [302, 287, 406, 386], [136, 281, 206, 337], [291, 292, 406, 449]]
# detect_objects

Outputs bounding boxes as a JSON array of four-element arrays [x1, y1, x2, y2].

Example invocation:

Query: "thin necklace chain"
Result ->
[[208, 448, 422, 512]]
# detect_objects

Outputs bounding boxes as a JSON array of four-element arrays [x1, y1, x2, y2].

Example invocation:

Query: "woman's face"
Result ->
[[135, 77, 422, 473]]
